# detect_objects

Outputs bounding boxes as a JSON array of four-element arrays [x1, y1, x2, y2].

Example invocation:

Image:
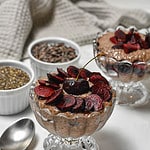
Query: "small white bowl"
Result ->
[[28, 37, 81, 79], [0, 60, 34, 115]]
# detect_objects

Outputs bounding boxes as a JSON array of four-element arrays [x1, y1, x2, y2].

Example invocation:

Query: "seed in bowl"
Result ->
[[0, 66, 30, 90], [31, 42, 77, 63]]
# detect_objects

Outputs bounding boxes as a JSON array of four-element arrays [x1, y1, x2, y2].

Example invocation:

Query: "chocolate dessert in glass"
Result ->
[[93, 26, 150, 106], [29, 66, 116, 150]]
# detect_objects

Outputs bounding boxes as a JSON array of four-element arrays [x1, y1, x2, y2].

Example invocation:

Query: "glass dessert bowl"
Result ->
[[30, 66, 116, 150], [93, 26, 150, 106]]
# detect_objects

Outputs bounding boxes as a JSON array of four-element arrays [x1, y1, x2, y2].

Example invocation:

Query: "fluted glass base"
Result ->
[[111, 81, 149, 107], [43, 133, 99, 150]]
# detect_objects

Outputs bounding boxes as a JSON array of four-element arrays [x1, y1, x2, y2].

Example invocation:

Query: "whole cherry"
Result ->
[[63, 78, 90, 95]]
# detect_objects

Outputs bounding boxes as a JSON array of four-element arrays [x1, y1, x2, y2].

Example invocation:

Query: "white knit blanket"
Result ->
[[0, 0, 150, 60]]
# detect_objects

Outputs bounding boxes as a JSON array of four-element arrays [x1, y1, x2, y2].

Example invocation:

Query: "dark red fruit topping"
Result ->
[[57, 68, 68, 78], [85, 99, 94, 111], [85, 94, 103, 111], [91, 82, 111, 102], [34, 66, 112, 113], [47, 73, 64, 84], [34, 85, 54, 98], [38, 79, 60, 89], [72, 97, 84, 112], [79, 68, 92, 80], [89, 72, 109, 85], [45, 89, 63, 104], [67, 66, 79, 78], [63, 78, 90, 95], [38, 79, 49, 86], [57, 95, 76, 111], [110, 36, 118, 44], [115, 29, 126, 42], [123, 43, 140, 53], [110, 28, 150, 53]]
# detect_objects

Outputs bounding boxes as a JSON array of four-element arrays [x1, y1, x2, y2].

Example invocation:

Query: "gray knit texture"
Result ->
[[0, 0, 150, 60]]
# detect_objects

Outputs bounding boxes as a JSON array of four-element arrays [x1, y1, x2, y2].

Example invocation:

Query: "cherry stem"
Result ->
[[76, 53, 104, 80]]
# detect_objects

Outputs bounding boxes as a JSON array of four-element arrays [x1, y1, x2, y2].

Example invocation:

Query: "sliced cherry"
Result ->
[[126, 28, 134, 41], [63, 78, 89, 95], [79, 68, 92, 79], [34, 85, 54, 98], [133, 32, 142, 43], [47, 73, 64, 84], [85, 94, 103, 111], [48, 82, 60, 89], [38, 79, 48, 85], [72, 97, 84, 112], [89, 72, 109, 85], [91, 83, 112, 102], [110, 36, 117, 44], [123, 43, 140, 53], [85, 99, 94, 112], [110, 28, 148, 53], [57, 95, 76, 111], [115, 29, 126, 42], [38, 79, 60, 89], [57, 68, 68, 78], [67, 66, 79, 78], [45, 89, 63, 104]]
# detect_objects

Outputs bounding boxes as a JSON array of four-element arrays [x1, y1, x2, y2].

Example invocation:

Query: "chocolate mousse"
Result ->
[[32, 66, 115, 138], [97, 29, 150, 62], [95, 28, 150, 82]]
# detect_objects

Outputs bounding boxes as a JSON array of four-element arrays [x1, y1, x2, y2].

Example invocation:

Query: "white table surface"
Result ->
[[1, 1, 150, 150]]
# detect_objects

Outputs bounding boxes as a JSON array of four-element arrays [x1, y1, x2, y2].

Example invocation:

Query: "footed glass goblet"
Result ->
[[93, 26, 150, 107], [29, 83, 116, 150]]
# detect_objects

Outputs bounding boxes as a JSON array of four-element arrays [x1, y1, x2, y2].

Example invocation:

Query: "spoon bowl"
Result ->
[[0, 118, 35, 150]]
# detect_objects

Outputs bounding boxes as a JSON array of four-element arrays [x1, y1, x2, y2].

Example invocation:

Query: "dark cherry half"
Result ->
[[57, 95, 76, 111], [85, 94, 103, 111], [63, 78, 90, 95], [38, 79, 60, 89], [89, 72, 109, 85], [45, 89, 63, 104], [47, 73, 64, 84], [34, 85, 54, 98], [72, 97, 84, 112], [67, 66, 79, 78]]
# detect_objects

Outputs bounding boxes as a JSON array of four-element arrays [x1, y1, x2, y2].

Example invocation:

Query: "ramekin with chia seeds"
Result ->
[[0, 60, 34, 115]]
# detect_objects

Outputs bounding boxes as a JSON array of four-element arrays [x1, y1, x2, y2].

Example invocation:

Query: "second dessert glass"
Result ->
[[93, 26, 150, 106]]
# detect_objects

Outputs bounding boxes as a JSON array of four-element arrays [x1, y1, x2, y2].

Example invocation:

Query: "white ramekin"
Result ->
[[28, 37, 81, 79], [0, 60, 34, 115]]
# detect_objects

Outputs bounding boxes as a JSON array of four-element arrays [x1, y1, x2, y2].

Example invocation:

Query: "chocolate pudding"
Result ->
[[31, 66, 116, 138], [95, 28, 150, 82], [98, 32, 150, 62]]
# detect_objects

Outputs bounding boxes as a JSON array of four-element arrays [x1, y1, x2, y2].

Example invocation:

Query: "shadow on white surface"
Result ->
[[94, 129, 134, 150]]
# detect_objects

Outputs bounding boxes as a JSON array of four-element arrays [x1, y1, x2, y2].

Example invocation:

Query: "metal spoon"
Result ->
[[0, 118, 35, 150]]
